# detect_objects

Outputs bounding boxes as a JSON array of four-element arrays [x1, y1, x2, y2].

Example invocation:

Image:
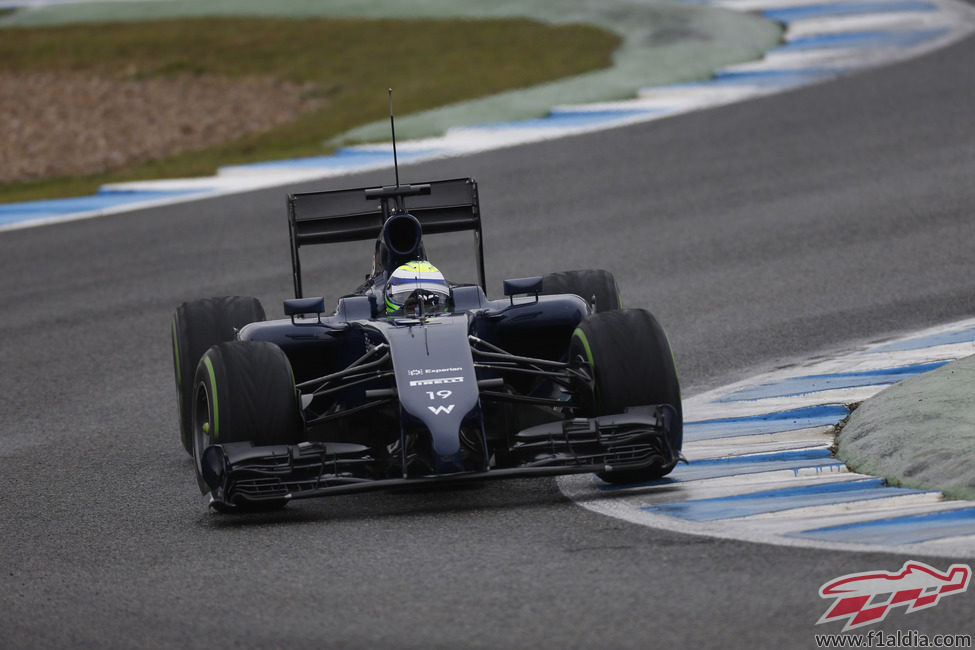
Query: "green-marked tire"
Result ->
[[540, 269, 622, 313], [570, 308, 682, 483], [171, 296, 265, 454], [191, 341, 303, 507]]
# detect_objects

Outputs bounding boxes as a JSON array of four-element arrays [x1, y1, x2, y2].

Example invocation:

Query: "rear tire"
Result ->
[[172, 296, 265, 454], [191, 341, 303, 509], [570, 308, 682, 483], [540, 269, 621, 313]]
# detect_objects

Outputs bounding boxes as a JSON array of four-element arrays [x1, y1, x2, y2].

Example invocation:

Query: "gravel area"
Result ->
[[0, 72, 324, 183]]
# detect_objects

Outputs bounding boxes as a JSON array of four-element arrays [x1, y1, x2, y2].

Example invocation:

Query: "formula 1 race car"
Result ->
[[171, 177, 683, 511]]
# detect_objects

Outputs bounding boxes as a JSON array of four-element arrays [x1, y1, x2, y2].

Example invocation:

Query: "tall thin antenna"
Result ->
[[388, 88, 400, 189]]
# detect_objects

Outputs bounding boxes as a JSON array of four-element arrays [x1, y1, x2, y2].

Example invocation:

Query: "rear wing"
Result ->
[[287, 177, 484, 298]]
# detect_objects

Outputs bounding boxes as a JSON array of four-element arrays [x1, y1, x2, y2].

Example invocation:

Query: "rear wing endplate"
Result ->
[[288, 177, 484, 298]]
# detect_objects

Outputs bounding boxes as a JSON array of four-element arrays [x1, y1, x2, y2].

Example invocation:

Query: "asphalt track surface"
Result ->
[[3, 34, 975, 650]]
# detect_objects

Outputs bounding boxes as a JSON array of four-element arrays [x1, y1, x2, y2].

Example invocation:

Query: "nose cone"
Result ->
[[381, 316, 481, 475], [434, 448, 465, 474]]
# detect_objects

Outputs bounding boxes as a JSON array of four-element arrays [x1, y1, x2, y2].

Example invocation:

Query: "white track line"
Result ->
[[559, 318, 975, 557]]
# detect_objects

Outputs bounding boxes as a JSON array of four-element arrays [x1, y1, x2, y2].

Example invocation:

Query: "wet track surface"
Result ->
[[3, 32, 975, 649]]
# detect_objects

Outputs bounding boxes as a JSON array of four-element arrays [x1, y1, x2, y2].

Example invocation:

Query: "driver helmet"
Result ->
[[385, 260, 449, 314]]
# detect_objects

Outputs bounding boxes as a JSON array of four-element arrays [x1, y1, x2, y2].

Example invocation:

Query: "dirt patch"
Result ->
[[0, 72, 325, 183]]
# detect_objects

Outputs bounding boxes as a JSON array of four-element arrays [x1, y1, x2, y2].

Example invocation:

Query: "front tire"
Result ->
[[191, 341, 303, 508], [570, 308, 682, 483]]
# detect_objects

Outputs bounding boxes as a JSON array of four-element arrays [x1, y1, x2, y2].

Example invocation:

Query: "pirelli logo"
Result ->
[[409, 376, 465, 387]]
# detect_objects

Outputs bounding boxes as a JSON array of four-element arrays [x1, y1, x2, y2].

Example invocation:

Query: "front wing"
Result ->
[[199, 406, 681, 508]]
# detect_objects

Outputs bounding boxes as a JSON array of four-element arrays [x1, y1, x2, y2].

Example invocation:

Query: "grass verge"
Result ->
[[1, 16, 618, 202]]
